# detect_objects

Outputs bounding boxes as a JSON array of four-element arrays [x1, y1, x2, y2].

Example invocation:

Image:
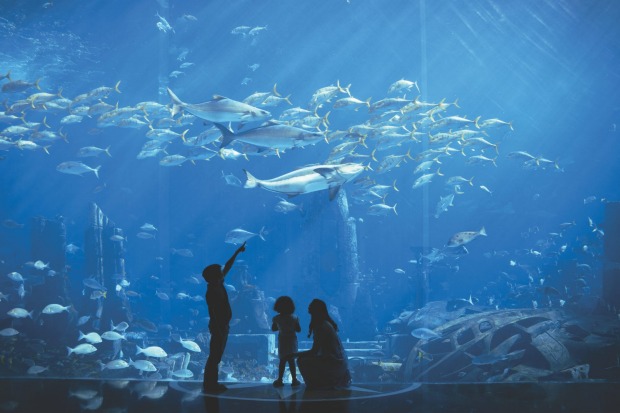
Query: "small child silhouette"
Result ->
[[271, 295, 301, 387]]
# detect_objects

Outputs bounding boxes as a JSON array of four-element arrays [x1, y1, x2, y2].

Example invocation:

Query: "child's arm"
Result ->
[[222, 242, 246, 277], [294, 316, 301, 333], [271, 317, 278, 332]]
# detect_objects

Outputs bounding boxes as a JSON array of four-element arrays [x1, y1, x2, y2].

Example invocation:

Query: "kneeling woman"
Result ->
[[288, 299, 351, 390]]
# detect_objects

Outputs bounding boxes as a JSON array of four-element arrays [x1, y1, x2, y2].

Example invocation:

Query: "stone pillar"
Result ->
[[335, 189, 363, 336], [84, 203, 132, 331], [295, 193, 325, 311], [604, 202, 620, 310]]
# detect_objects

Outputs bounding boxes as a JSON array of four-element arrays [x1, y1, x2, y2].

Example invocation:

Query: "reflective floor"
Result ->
[[0, 378, 619, 413]]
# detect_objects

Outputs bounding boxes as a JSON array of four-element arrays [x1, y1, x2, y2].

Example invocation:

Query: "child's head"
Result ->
[[202, 264, 223, 284], [273, 295, 295, 315]]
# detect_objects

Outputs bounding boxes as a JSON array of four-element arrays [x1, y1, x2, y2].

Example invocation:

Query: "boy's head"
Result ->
[[202, 264, 223, 284]]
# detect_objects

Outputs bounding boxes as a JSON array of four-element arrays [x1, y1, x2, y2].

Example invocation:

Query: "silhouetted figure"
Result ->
[[202, 242, 246, 393], [272, 295, 301, 387], [289, 298, 351, 390]]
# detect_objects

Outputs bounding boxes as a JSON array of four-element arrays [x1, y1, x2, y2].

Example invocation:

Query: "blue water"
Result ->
[[1, 0, 619, 380]]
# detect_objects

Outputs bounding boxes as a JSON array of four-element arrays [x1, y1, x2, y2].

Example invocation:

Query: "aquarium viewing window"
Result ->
[[1, 1, 619, 408]]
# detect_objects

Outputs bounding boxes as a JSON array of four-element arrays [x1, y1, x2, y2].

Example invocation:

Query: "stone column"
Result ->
[[84, 203, 132, 331], [604, 202, 620, 310]]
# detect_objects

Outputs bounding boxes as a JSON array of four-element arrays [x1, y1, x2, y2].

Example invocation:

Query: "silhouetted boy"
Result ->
[[202, 242, 246, 393]]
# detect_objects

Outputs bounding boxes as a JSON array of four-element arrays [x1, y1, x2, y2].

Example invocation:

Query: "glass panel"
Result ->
[[0, 0, 619, 395]]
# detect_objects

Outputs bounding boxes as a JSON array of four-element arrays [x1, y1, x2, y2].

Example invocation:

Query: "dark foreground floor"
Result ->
[[1, 378, 619, 413]]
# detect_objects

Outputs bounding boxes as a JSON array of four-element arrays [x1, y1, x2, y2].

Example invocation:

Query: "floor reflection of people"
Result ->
[[202, 394, 220, 413], [278, 392, 351, 413], [288, 299, 352, 390]]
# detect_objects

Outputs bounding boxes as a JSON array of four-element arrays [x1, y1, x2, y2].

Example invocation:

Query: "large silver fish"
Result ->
[[214, 122, 324, 150], [244, 163, 364, 201], [167, 87, 271, 123]]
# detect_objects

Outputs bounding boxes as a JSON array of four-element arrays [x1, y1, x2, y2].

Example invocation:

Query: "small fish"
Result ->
[[129, 359, 157, 372], [0, 328, 19, 337], [66, 243, 80, 254], [156, 12, 174, 33], [479, 185, 492, 194], [178, 337, 201, 352], [387, 79, 420, 95], [42, 304, 71, 314], [155, 290, 170, 301], [7, 272, 24, 282], [60, 114, 84, 124], [2, 78, 41, 93], [56, 161, 100, 178], [78, 331, 102, 344], [136, 345, 167, 358], [368, 203, 397, 216], [274, 197, 302, 214], [100, 359, 129, 371], [110, 322, 129, 333], [446, 227, 487, 248], [133, 318, 158, 333], [231, 26, 252, 36], [140, 223, 158, 232], [171, 248, 193, 258], [67, 343, 97, 356], [77, 146, 111, 158], [221, 170, 243, 187], [225, 227, 267, 245], [90, 290, 107, 300], [33, 260, 49, 270], [412, 170, 442, 189], [7, 308, 33, 318], [83, 277, 105, 290], [477, 118, 513, 130], [101, 331, 126, 341], [434, 194, 454, 218]]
